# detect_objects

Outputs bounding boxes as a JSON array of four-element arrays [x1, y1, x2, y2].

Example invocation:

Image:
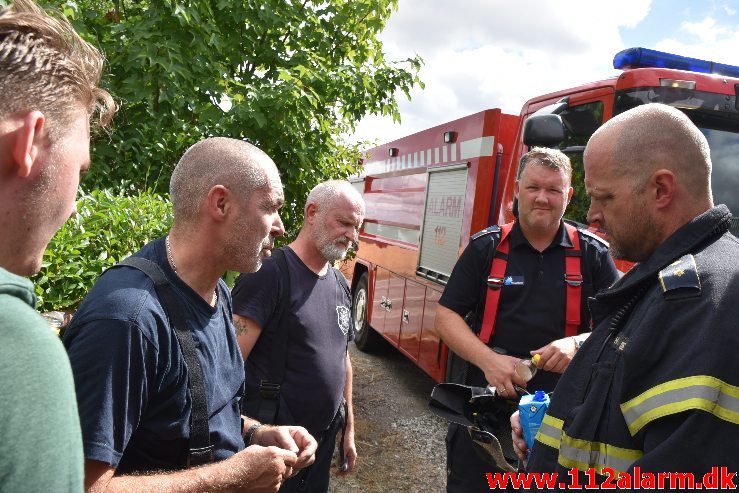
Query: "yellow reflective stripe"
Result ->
[[557, 432, 643, 475], [534, 414, 564, 450], [533, 414, 643, 474], [620, 375, 739, 435], [542, 414, 564, 431]]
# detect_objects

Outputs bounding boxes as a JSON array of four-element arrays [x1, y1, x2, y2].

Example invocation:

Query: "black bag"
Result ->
[[429, 383, 517, 471]]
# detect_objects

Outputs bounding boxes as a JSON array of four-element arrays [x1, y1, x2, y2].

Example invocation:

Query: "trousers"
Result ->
[[278, 406, 344, 493]]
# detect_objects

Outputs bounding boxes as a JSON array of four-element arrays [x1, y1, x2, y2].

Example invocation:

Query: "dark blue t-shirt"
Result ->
[[232, 247, 353, 437], [64, 237, 245, 473]]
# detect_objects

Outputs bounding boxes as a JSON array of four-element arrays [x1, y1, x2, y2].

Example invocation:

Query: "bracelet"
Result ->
[[244, 423, 263, 446]]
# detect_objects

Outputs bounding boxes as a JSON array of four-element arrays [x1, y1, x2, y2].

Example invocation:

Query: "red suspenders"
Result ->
[[478, 222, 583, 345]]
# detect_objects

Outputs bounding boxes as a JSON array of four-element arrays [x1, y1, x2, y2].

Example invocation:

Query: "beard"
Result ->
[[319, 241, 349, 262], [224, 216, 274, 273], [607, 199, 663, 262], [312, 228, 351, 262]]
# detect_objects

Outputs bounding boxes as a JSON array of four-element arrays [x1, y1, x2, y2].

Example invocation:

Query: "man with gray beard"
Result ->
[[232, 180, 365, 492]]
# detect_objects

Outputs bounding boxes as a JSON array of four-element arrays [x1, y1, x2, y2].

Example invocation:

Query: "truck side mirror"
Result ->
[[523, 114, 565, 147]]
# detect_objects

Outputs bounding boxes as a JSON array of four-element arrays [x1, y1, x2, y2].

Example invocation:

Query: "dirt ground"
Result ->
[[329, 341, 448, 493]]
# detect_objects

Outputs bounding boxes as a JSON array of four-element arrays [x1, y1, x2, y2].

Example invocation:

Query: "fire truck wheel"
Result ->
[[352, 272, 383, 352]]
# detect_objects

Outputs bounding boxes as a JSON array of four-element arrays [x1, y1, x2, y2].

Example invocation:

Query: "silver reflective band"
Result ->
[[621, 375, 739, 435]]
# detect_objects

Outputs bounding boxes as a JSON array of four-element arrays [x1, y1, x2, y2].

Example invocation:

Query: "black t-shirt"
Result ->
[[439, 221, 619, 391], [64, 237, 245, 473], [232, 247, 353, 437]]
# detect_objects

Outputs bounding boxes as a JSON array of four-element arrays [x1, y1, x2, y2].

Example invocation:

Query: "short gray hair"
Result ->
[[517, 147, 572, 182], [170, 137, 274, 224], [305, 180, 363, 216]]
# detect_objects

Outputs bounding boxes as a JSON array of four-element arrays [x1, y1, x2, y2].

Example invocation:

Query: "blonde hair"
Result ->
[[0, 0, 116, 134], [517, 147, 572, 183]]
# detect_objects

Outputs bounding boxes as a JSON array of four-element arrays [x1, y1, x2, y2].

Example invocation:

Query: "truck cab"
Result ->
[[347, 47, 739, 382]]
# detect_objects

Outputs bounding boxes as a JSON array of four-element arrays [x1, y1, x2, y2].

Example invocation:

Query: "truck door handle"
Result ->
[[403, 310, 410, 323]]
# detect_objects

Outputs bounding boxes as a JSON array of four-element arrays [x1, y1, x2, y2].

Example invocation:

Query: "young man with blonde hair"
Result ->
[[0, 1, 115, 490]]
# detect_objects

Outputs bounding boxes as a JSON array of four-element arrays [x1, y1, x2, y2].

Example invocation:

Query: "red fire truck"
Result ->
[[346, 47, 739, 382]]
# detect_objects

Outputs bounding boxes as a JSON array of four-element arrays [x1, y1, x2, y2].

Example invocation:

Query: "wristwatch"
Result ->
[[244, 423, 263, 446]]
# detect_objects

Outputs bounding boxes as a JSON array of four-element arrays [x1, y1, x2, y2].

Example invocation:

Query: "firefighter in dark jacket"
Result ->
[[436, 147, 619, 492], [512, 103, 739, 484]]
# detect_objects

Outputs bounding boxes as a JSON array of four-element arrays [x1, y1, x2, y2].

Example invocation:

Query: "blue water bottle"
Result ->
[[519, 390, 550, 451]]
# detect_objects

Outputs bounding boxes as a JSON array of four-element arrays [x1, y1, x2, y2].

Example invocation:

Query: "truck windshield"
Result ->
[[699, 127, 739, 228]]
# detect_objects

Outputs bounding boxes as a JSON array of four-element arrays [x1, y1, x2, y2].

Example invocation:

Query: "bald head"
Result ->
[[587, 103, 712, 199], [170, 137, 280, 224], [584, 104, 715, 261], [305, 180, 364, 217]]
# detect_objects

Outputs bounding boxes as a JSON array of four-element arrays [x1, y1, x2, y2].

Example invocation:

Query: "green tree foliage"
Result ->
[[32, 190, 173, 312], [54, 0, 422, 234], [565, 153, 589, 226]]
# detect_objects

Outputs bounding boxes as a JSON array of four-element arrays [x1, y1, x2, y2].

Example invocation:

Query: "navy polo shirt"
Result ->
[[439, 221, 619, 391], [64, 237, 245, 473]]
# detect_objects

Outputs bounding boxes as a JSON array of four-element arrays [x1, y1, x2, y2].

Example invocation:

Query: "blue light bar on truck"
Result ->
[[614, 47, 739, 78]]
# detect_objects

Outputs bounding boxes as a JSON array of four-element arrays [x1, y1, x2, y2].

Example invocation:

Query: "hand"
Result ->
[[531, 335, 582, 374], [228, 445, 298, 493], [510, 411, 528, 464], [481, 350, 527, 397], [253, 425, 317, 473], [337, 430, 357, 475]]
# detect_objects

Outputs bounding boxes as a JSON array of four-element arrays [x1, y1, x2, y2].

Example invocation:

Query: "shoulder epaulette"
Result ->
[[471, 225, 501, 241], [658, 253, 701, 300], [577, 227, 610, 247]]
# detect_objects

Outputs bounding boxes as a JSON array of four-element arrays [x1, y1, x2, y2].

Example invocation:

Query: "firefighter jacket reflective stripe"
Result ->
[[620, 375, 739, 436], [527, 205, 739, 480]]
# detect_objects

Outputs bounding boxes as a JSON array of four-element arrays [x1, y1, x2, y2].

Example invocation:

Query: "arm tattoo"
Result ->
[[234, 318, 249, 336]]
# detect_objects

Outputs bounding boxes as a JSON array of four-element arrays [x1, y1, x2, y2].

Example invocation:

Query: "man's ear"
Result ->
[[566, 186, 574, 205], [12, 111, 45, 178], [652, 169, 676, 209], [205, 185, 230, 221], [305, 202, 319, 223]]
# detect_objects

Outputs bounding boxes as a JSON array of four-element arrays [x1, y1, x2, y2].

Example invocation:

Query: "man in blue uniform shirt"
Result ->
[[513, 103, 739, 484], [232, 180, 364, 492], [65, 138, 317, 492], [436, 148, 619, 492]]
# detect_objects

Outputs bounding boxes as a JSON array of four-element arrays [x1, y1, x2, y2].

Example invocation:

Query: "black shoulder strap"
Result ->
[[118, 257, 214, 467], [333, 267, 353, 352], [333, 267, 351, 300], [256, 248, 291, 424]]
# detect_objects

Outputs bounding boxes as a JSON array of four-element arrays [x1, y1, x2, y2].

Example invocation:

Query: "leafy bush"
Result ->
[[33, 189, 173, 312]]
